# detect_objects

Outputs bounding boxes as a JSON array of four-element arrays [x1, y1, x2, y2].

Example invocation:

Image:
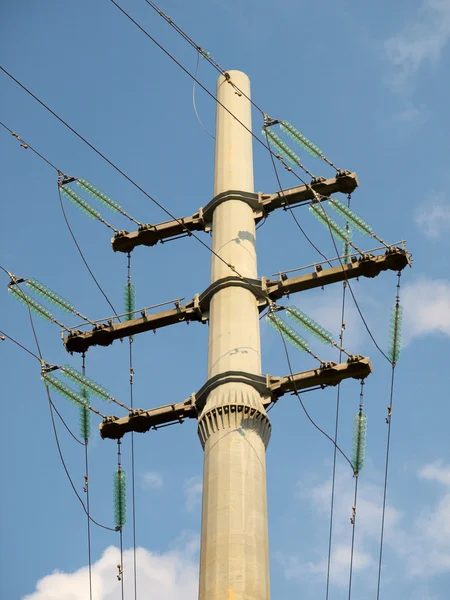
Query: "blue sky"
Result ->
[[1, 0, 450, 598]]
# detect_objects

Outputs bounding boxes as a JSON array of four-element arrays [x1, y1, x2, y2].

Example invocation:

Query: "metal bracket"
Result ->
[[202, 190, 262, 226], [198, 276, 265, 312], [194, 370, 269, 414]]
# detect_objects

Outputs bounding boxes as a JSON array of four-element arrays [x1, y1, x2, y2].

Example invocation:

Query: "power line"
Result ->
[[12, 282, 116, 531], [269, 310, 355, 472], [0, 71, 272, 306], [376, 272, 402, 598], [325, 280, 347, 599], [82, 353, 93, 600], [264, 124, 332, 265]]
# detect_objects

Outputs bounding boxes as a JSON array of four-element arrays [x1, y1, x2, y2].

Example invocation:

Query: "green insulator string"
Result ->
[[115, 440, 126, 596], [124, 253, 136, 322], [327, 198, 373, 236], [388, 278, 403, 365], [309, 203, 352, 245], [8, 284, 69, 329], [41, 372, 105, 417], [285, 306, 334, 345], [26, 278, 74, 313], [60, 185, 118, 233], [26, 278, 95, 324], [81, 353, 93, 600], [285, 305, 351, 357], [279, 121, 339, 170], [266, 311, 322, 362], [60, 366, 110, 401], [79, 390, 92, 440], [59, 365, 132, 411], [267, 312, 310, 353], [262, 127, 316, 178], [352, 410, 367, 475], [376, 272, 402, 599], [280, 121, 323, 159], [77, 179, 142, 226], [348, 380, 365, 600]]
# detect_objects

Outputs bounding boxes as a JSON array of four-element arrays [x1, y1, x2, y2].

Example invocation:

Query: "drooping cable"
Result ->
[[192, 53, 214, 139], [82, 353, 93, 600], [268, 307, 355, 471], [0, 107, 273, 309], [312, 194, 393, 364], [376, 271, 402, 599]]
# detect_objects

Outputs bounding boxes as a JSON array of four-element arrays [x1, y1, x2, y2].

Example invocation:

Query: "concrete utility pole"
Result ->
[[61, 68, 410, 600], [197, 71, 271, 600]]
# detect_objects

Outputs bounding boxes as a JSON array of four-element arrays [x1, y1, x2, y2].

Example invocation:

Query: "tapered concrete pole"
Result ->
[[197, 71, 271, 600]]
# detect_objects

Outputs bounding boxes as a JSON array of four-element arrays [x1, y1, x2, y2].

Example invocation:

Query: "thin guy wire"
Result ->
[[0, 74, 273, 308], [127, 253, 138, 600], [192, 53, 215, 139], [376, 271, 402, 599], [325, 279, 348, 600], [57, 184, 121, 319], [82, 353, 93, 600], [269, 308, 355, 471]]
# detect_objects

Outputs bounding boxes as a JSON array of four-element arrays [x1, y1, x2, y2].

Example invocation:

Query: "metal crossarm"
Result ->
[[110, 173, 359, 253], [99, 356, 372, 439]]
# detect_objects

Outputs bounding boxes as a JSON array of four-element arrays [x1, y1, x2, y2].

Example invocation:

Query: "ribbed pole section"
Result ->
[[198, 71, 271, 600]]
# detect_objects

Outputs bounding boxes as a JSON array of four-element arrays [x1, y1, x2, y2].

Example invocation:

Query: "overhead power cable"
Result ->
[[0, 122, 120, 318], [269, 310, 355, 472], [0, 75, 276, 309], [376, 272, 403, 598]]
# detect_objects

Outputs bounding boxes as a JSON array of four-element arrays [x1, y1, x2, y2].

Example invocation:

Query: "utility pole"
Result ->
[[198, 71, 271, 600], [56, 70, 410, 599]]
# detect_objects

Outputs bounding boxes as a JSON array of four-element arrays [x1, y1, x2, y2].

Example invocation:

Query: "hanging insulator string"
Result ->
[[348, 380, 366, 600], [115, 439, 126, 599]]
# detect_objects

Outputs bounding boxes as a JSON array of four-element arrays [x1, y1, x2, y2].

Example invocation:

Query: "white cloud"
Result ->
[[415, 193, 450, 239], [384, 0, 450, 86], [418, 461, 450, 486], [402, 277, 450, 343], [393, 104, 426, 123], [184, 476, 203, 513], [141, 471, 164, 489], [23, 543, 198, 600], [287, 460, 450, 588], [291, 286, 365, 352]]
